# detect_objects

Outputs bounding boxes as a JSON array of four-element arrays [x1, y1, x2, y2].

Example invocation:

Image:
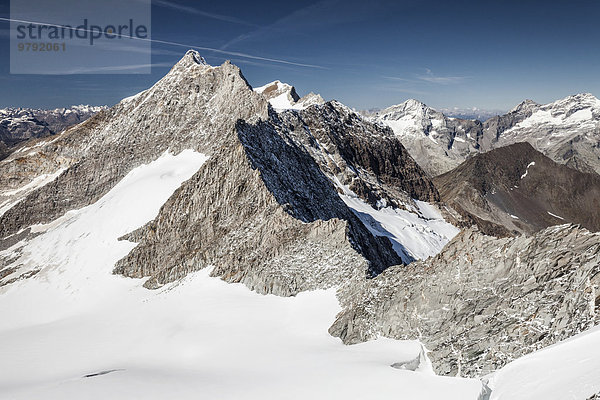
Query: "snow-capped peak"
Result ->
[[253, 80, 325, 111], [549, 92, 600, 111], [372, 99, 435, 122], [185, 49, 207, 65]]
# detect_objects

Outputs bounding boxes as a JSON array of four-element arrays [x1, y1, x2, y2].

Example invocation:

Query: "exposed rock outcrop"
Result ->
[[330, 225, 600, 377], [114, 115, 401, 294]]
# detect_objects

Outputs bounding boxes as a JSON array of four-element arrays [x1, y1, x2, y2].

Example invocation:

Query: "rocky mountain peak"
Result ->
[[253, 80, 326, 111], [254, 80, 299, 100], [376, 99, 432, 120], [185, 49, 207, 65], [550, 92, 600, 112], [509, 99, 540, 114]]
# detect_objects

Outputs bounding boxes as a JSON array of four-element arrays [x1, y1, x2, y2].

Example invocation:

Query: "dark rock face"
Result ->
[[330, 225, 600, 377], [434, 142, 600, 235], [277, 102, 440, 209]]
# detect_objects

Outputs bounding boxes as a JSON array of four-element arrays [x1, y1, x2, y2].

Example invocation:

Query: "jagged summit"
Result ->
[[369, 91, 600, 176], [254, 80, 325, 111], [183, 49, 207, 66], [509, 99, 540, 114], [369, 99, 483, 176], [1, 51, 411, 295]]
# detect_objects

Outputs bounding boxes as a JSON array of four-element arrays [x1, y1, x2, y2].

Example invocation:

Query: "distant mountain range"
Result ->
[[0, 105, 105, 159], [362, 106, 505, 122], [366, 93, 600, 176]]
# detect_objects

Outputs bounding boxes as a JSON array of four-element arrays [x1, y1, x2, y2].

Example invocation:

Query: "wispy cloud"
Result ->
[[60, 63, 174, 74], [382, 76, 416, 83], [220, 0, 365, 50], [416, 68, 466, 84], [152, 0, 257, 27], [383, 69, 467, 85]]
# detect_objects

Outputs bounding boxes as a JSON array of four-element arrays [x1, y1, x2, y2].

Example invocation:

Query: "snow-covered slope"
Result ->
[[2, 50, 598, 399], [331, 225, 600, 378], [487, 325, 600, 399], [0, 148, 483, 399], [337, 184, 459, 263]]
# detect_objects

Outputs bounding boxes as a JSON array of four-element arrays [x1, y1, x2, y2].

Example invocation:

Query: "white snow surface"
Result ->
[[269, 91, 302, 110], [488, 325, 600, 400], [0, 150, 483, 399], [254, 80, 304, 111], [339, 191, 459, 262]]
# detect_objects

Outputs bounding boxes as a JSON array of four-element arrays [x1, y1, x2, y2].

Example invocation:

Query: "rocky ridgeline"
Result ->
[[330, 224, 600, 377], [276, 101, 440, 207], [0, 51, 267, 238], [113, 110, 402, 294], [1, 50, 406, 293]]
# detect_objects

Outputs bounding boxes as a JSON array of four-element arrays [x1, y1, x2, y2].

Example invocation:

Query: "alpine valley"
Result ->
[[1, 51, 599, 400]]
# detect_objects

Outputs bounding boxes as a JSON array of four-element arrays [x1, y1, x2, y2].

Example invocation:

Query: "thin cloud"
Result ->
[[152, 0, 257, 27], [61, 62, 174, 74], [382, 76, 417, 83], [221, 0, 364, 50], [0, 17, 325, 69], [417, 68, 466, 84]]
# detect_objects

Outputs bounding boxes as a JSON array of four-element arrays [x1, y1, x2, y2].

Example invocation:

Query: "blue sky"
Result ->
[[0, 0, 599, 111]]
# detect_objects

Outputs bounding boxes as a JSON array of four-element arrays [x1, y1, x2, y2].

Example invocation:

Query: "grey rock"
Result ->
[[1, 50, 405, 293], [330, 224, 600, 377]]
